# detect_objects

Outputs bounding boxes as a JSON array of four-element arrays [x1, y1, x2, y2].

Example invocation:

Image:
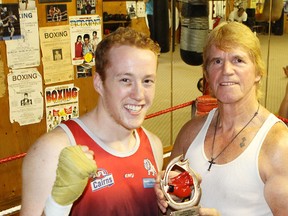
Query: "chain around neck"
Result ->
[[207, 103, 260, 171]]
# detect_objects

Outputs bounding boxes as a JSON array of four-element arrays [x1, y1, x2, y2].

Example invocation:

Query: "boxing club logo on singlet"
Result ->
[[144, 158, 156, 176], [91, 168, 115, 192], [143, 158, 156, 189]]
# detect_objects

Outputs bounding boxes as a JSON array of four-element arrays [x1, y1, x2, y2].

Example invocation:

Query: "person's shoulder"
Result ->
[[173, 115, 208, 147], [262, 119, 288, 157], [25, 127, 69, 161], [180, 115, 208, 134], [268, 120, 288, 143], [260, 119, 288, 180]]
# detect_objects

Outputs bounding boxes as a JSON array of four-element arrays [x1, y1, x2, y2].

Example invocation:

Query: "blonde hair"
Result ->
[[202, 22, 265, 98]]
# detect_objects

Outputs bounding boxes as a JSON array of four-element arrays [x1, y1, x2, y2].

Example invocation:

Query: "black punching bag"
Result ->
[[180, 0, 208, 66], [154, 0, 170, 53]]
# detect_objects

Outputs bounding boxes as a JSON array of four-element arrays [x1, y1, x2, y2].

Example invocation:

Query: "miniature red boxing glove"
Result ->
[[167, 171, 194, 198]]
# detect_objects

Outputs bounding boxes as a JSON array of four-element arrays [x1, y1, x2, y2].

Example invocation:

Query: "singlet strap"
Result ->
[[142, 127, 161, 171], [58, 122, 76, 146]]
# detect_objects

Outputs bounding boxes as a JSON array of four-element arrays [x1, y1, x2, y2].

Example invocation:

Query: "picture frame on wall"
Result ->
[[76, 0, 97, 15], [19, 0, 36, 10], [284, 0, 288, 13], [39, 0, 71, 3], [46, 4, 68, 22], [0, 3, 21, 40]]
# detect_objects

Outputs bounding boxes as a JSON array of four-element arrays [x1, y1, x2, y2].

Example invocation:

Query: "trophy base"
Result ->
[[170, 206, 200, 216]]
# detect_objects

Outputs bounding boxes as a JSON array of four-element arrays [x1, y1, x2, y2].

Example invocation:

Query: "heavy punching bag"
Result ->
[[255, 0, 283, 22], [179, 0, 209, 66], [154, 0, 170, 53]]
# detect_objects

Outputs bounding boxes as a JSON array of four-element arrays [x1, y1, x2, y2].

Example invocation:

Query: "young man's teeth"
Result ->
[[126, 105, 141, 112]]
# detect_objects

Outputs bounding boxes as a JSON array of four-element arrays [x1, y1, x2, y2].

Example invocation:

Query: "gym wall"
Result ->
[[0, 0, 101, 212]]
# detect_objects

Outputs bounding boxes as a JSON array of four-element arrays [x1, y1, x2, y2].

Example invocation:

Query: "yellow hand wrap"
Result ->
[[51, 146, 97, 206]]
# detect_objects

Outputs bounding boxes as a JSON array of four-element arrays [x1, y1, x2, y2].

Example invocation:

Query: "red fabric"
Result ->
[[62, 120, 159, 216], [196, 95, 218, 115]]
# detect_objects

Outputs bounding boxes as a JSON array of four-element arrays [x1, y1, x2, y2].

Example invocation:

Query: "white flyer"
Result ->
[[6, 9, 40, 69], [7, 68, 43, 126], [39, 25, 74, 84]]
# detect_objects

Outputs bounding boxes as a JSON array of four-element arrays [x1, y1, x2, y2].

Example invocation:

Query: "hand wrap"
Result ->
[[51, 145, 97, 206]]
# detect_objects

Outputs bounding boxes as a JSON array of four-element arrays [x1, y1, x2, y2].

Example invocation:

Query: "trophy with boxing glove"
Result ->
[[160, 155, 201, 216]]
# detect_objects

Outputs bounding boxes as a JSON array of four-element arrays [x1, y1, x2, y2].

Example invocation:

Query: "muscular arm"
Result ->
[[278, 83, 288, 118], [260, 123, 288, 215], [20, 128, 69, 216]]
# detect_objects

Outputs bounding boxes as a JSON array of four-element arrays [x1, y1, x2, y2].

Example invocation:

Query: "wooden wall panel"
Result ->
[[103, 1, 150, 36], [0, 0, 151, 213], [0, 0, 101, 212]]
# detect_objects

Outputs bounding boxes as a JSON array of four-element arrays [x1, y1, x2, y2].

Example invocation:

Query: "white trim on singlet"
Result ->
[[58, 123, 77, 146], [142, 127, 161, 171], [58, 118, 141, 158]]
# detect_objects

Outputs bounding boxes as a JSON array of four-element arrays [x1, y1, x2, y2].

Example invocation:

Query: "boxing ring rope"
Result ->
[[0, 152, 27, 165], [145, 101, 194, 120], [1, 100, 286, 165], [0, 101, 195, 166], [0, 100, 194, 215], [0, 100, 288, 215]]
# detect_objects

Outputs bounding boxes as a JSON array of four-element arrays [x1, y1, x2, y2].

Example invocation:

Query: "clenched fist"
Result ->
[[51, 145, 97, 205]]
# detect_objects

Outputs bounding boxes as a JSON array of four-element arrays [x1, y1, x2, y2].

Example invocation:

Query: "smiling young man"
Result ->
[[21, 27, 163, 216], [155, 22, 288, 216]]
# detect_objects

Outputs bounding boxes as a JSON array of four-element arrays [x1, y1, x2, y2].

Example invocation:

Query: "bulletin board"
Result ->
[[0, 0, 102, 212]]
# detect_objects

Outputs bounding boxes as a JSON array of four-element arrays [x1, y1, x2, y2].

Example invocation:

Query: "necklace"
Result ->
[[207, 103, 260, 171]]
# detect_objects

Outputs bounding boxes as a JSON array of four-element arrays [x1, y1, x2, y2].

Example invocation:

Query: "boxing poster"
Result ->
[[45, 84, 79, 132], [69, 15, 101, 66], [6, 9, 40, 69], [0, 49, 6, 98], [7, 68, 43, 126], [39, 25, 73, 84]]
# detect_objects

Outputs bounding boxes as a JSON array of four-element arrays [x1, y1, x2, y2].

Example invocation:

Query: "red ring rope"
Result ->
[[0, 152, 26, 165], [145, 101, 194, 120], [1, 101, 287, 165]]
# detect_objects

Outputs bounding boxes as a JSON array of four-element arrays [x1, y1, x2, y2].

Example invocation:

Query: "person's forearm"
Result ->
[[279, 88, 288, 118]]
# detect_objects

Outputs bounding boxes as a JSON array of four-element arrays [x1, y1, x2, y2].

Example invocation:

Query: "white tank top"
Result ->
[[185, 108, 282, 216]]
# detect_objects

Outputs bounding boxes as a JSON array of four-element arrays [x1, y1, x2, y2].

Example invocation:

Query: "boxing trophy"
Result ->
[[160, 155, 201, 216]]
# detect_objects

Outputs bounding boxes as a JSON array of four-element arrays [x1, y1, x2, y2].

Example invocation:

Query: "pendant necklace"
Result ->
[[207, 103, 260, 171]]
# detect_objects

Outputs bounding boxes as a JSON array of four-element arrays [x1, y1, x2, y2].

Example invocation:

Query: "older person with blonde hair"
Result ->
[[155, 22, 288, 216]]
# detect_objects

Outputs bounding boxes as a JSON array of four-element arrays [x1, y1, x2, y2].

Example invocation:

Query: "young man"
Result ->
[[155, 22, 288, 216], [21, 27, 163, 216]]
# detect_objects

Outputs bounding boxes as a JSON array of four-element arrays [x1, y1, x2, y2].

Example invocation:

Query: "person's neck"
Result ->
[[81, 107, 137, 152], [217, 100, 260, 130]]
